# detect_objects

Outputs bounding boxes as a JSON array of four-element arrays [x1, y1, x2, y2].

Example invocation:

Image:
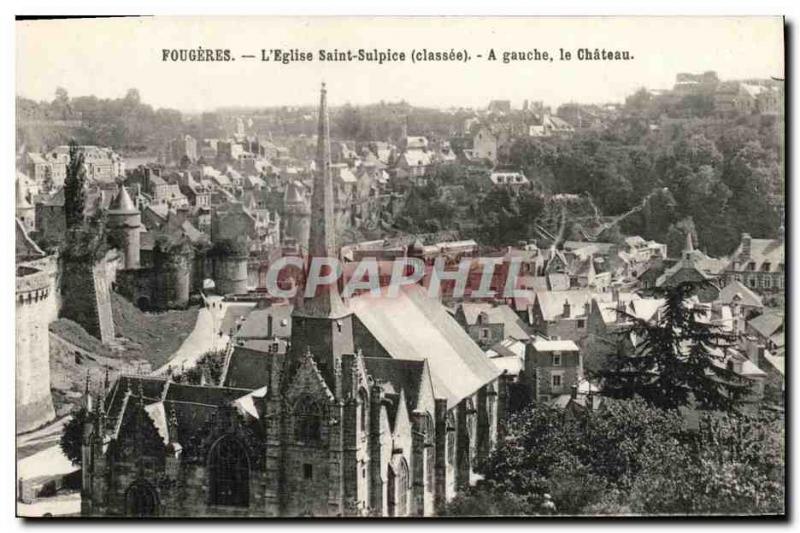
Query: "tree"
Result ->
[[443, 399, 784, 516], [597, 280, 750, 411], [64, 140, 86, 228], [60, 407, 88, 466]]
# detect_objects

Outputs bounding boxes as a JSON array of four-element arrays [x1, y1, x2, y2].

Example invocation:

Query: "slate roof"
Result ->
[[236, 304, 293, 339], [104, 375, 257, 446], [717, 280, 764, 308], [363, 357, 428, 412], [531, 339, 580, 352], [459, 303, 530, 340], [728, 238, 784, 273], [748, 312, 784, 340], [534, 289, 608, 321], [349, 284, 501, 407], [222, 345, 271, 390]]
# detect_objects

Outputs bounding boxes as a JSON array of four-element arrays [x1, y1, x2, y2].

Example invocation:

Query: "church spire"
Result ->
[[296, 83, 348, 319]]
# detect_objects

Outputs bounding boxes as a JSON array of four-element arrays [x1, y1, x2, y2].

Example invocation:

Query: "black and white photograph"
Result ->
[[12, 15, 786, 518]]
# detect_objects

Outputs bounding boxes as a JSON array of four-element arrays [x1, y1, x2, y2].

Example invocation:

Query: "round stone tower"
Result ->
[[214, 253, 249, 295], [284, 180, 311, 252], [16, 264, 56, 433], [107, 185, 141, 270]]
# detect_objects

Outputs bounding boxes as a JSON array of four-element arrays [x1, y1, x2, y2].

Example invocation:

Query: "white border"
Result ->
[[3, 1, 796, 532]]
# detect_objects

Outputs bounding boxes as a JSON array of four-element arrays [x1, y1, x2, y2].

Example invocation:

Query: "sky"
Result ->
[[16, 16, 784, 112]]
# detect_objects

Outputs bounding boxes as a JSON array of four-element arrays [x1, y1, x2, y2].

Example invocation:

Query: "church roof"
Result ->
[[104, 375, 256, 445], [349, 284, 500, 407], [222, 345, 271, 390], [363, 357, 427, 412]]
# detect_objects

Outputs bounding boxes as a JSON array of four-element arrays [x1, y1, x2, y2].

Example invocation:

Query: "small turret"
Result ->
[[107, 185, 141, 270]]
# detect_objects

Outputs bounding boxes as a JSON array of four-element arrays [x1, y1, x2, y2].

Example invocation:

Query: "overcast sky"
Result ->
[[16, 16, 784, 112]]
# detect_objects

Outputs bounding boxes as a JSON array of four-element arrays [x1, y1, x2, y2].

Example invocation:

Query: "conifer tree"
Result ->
[[597, 280, 750, 411], [64, 140, 86, 228]]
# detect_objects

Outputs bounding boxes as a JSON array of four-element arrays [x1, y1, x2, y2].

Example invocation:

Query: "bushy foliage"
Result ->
[[443, 399, 784, 516], [171, 350, 227, 386], [59, 407, 88, 466]]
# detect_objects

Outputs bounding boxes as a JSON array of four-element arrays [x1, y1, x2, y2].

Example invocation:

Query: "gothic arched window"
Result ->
[[125, 481, 158, 517], [387, 457, 410, 517], [446, 412, 456, 465], [423, 414, 435, 489], [209, 436, 250, 507], [294, 395, 322, 444], [358, 389, 369, 438]]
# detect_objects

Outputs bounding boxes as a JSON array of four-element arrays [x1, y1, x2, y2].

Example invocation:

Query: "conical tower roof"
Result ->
[[108, 184, 137, 214], [295, 83, 349, 319], [286, 180, 306, 204]]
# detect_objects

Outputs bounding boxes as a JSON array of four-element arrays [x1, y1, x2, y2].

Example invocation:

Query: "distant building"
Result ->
[[489, 170, 528, 188], [168, 135, 198, 164], [522, 338, 582, 402], [724, 232, 785, 293]]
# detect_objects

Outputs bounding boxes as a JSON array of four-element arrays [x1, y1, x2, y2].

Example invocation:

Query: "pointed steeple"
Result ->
[[684, 231, 694, 253], [296, 83, 348, 319]]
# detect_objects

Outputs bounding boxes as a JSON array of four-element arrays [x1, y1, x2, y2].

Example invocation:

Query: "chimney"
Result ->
[[741, 233, 752, 259], [562, 299, 571, 318]]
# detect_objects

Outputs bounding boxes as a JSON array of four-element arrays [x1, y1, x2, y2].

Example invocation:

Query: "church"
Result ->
[[80, 84, 505, 517]]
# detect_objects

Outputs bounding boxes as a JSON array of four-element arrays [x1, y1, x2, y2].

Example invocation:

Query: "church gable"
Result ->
[[285, 350, 336, 404], [414, 360, 437, 418], [112, 395, 168, 465], [390, 389, 413, 456]]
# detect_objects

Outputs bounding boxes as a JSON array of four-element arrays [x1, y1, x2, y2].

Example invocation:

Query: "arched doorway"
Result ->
[[208, 435, 251, 507], [125, 481, 158, 517]]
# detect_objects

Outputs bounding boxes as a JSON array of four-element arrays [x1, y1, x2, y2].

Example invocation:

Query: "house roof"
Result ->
[[490, 355, 524, 376], [485, 337, 526, 360], [398, 149, 432, 168], [531, 339, 579, 352], [459, 303, 530, 340], [236, 304, 293, 339], [717, 280, 764, 308], [727, 237, 784, 273], [534, 289, 604, 321], [348, 284, 500, 407], [748, 312, 784, 340]]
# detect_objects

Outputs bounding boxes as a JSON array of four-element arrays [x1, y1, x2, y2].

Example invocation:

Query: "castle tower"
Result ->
[[284, 180, 311, 252], [15, 221, 56, 433], [107, 185, 141, 270], [16, 179, 35, 233]]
